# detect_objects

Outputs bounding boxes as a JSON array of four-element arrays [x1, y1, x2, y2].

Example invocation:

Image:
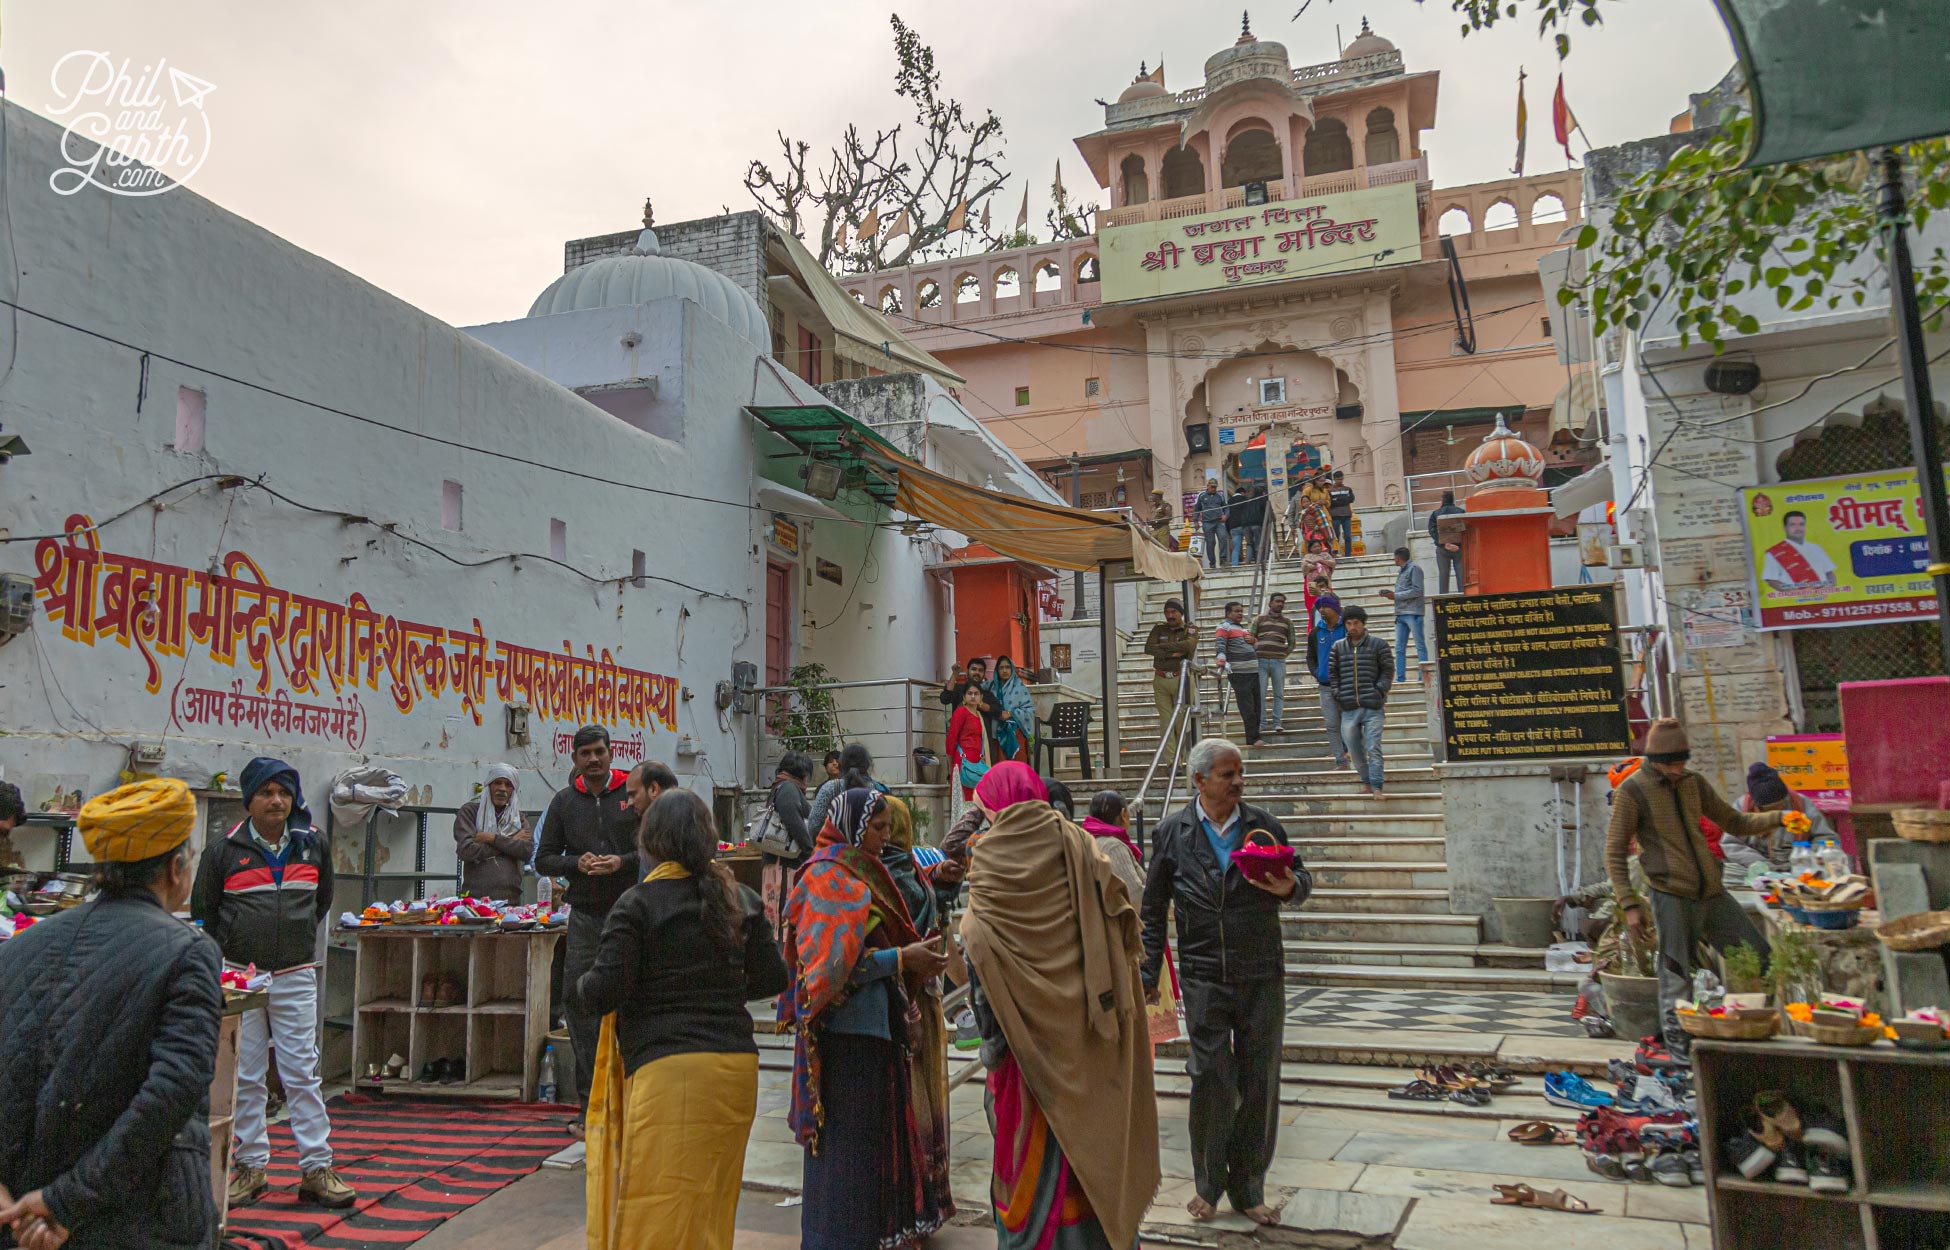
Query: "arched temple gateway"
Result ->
[[844, 16, 1596, 539]]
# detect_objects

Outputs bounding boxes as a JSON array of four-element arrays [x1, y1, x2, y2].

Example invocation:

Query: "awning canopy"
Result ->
[[1713, 0, 1950, 168], [769, 230, 967, 387], [1551, 462, 1615, 519], [746, 404, 902, 507], [748, 402, 1203, 580], [1550, 369, 1603, 438]]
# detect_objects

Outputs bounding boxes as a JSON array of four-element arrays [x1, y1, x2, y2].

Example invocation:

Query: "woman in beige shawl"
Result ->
[[960, 761, 1160, 1249]]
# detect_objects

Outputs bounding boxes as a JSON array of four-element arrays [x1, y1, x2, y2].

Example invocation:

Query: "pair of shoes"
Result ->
[[951, 1009, 982, 1052], [1581, 1016, 1617, 1039], [1648, 1146, 1694, 1187], [419, 1057, 464, 1085], [1634, 1036, 1687, 1073], [228, 1164, 268, 1207], [299, 1166, 358, 1209], [1544, 1072, 1614, 1111]]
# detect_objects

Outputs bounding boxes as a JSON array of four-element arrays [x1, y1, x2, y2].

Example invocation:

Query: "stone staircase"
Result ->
[[1052, 550, 1582, 1044]]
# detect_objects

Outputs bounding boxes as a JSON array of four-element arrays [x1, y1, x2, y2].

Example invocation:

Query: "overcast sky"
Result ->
[[11, 0, 1735, 328]]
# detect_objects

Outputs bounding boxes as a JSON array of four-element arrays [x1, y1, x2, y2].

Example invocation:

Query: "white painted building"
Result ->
[[1570, 76, 1950, 788], [0, 102, 1047, 879]]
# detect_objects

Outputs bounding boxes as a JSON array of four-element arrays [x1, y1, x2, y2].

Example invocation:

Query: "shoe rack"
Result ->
[[1696, 1037, 1950, 1249], [348, 928, 562, 1100]]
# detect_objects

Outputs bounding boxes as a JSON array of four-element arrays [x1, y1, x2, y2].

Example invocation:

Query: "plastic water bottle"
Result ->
[[538, 1044, 557, 1103], [1789, 841, 1817, 878], [1816, 836, 1850, 881], [537, 874, 552, 914]]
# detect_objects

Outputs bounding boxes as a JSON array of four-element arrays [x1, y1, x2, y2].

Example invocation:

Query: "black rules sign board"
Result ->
[[1432, 587, 1631, 761]]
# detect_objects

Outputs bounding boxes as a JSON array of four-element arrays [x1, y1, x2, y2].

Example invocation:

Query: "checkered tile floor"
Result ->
[[1286, 987, 1589, 1039]]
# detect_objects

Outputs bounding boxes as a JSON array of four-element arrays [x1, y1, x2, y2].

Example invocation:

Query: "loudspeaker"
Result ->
[[1705, 359, 1760, 395], [1185, 422, 1212, 453]]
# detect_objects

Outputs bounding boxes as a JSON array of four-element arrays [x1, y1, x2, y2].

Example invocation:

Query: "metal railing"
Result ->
[[750, 678, 947, 785], [1405, 469, 1479, 530]]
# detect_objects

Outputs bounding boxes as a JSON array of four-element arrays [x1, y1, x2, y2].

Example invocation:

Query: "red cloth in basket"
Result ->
[[1232, 829, 1293, 883]]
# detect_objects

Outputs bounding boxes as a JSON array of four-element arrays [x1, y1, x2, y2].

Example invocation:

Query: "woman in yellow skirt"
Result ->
[[574, 789, 790, 1250]]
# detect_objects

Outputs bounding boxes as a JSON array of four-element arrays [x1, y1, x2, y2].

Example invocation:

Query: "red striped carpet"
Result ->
[[225, 1096, 577, 1250]]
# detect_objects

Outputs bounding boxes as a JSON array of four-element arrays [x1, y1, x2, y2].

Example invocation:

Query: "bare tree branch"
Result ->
[[743, 14, 1014, 273]]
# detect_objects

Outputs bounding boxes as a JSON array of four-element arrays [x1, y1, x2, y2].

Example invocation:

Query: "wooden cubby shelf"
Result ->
[[1697, 1038, 1950, 1250], [349, 929, 561, 1101]]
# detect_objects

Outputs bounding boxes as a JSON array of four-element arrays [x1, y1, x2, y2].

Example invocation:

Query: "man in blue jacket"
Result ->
[[1308, 594, 1349, 770], [1195, 480, 1230, 570]]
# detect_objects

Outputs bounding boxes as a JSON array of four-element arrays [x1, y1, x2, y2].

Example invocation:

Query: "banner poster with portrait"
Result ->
[[1740, 467, 1950, 630]]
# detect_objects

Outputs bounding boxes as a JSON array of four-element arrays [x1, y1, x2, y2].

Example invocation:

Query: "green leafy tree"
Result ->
[[1371, 0, 1950, 348]]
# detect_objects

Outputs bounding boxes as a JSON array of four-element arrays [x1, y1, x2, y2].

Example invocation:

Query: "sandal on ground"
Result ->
[[1449, 1085, 1493, 1107], [1490, 1184, 1601, 1214], [1388, 1079, 1448, 1102], [1508, 1121, 1577, 1146]]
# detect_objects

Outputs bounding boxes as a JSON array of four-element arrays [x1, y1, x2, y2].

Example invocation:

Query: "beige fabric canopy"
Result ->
[[872, 445, 1202, 580]]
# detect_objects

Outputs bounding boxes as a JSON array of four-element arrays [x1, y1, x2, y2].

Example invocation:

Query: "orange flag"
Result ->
[[945, 200, 968, 233], [1512, 68, 1528, 176], [857, 206, 880, 240], [887, 207, 913, 240]]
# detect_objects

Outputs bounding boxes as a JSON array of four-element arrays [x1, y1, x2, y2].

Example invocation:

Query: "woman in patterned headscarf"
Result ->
[[781, 789, 955, 1249]]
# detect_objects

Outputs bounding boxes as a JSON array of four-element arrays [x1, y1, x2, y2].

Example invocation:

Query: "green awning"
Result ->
[[1399, 406, 1510, 430], [1712, 0, 1950, 168], [746, 404, 903, 506]]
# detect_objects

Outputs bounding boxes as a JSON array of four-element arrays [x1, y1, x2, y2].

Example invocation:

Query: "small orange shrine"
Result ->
[[1456, 414, 1553, 594]]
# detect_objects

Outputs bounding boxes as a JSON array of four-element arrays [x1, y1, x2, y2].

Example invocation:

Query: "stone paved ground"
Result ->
[[378, 1012, 1705, 1249]]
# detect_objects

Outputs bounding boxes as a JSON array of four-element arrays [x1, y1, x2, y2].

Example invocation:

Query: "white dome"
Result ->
[[528, 228, 767, 346]]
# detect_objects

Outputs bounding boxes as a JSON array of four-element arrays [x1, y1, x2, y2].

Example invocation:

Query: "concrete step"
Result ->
[[1306, 887, 1453, 914], [1283, 959, 1581, 993], [1306, 862, 1451, 891], [1285, 910, 1482, 944], [1047, 766, 1442, 790], [1154, 1021, 1623, 1075], [1149, 1061, 1578, 1124], [1288, 836, 1450, 863], [1284, 939, 1549, 969]]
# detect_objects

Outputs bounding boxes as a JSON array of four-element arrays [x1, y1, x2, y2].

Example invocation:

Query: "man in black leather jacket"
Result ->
[[1140, 739, 1311, 1227]]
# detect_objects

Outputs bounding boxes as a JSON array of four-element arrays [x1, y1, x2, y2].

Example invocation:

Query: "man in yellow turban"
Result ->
[[0, 779, 223, 1250]]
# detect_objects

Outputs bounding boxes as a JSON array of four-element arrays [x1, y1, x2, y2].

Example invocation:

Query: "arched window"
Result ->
[[1483, 199, 1519, 231], [1531, 193, 1567, 224], [1221, 127, 1282, 188], [994, 268, 1021, 298], [955, 273, 981, 304], [1119, 153, 1150, 207], [1364, 107, 1400, 165], [880, 286, 903, 316], [1076, 254, 1101, 284], [1160, 145, 1205, 199], [1438, 206, 1472, 236], [917, 280, 942, 309], [1033, 260, 1062, 293], [1303, 119, 1353, 175]]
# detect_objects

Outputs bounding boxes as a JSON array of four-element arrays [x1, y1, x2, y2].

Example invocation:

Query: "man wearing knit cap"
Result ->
[[1606, 719, 1786, 1057], [1741, 762, 1835, 869], [0, 779, 222, 1249], [192, 757, 354, 1209]]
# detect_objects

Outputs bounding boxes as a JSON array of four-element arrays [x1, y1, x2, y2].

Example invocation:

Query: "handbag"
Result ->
[[958, 757, 989, 789], [750, 800, 796, 859]]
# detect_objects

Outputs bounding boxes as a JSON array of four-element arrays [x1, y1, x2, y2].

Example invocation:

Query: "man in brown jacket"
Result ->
[[1144, 600, 1198, 759], [1607, 718, 1785, 1055]]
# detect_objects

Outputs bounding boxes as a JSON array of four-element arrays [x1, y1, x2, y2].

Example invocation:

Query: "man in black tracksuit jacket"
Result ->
[[1140, 738, 1312, 1225], [534, 725, 643, 1123]]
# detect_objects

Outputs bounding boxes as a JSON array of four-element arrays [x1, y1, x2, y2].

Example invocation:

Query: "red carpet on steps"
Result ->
[[224, 1096, 577, 1250]]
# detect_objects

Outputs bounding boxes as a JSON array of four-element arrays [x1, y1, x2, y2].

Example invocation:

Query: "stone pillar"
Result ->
[[1357, 291, 1407, 507], [1144, 318, 1183, 507]]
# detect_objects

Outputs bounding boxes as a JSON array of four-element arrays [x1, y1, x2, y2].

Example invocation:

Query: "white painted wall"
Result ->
[[0, 103, 770, 873]]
